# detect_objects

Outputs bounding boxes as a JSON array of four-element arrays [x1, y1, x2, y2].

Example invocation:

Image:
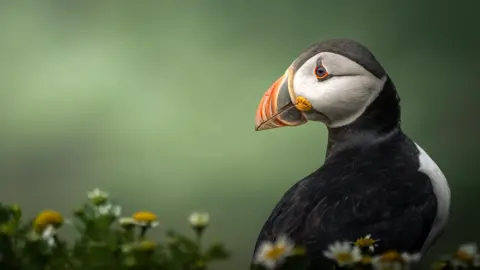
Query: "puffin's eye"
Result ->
[[314, 65, 329, 80]]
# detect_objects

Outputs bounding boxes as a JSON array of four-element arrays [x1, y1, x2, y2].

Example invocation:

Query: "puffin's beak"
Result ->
[[255, 70, 308, 131]]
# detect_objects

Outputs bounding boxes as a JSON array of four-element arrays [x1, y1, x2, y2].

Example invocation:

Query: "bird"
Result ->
[[251, 38, 451, 269]]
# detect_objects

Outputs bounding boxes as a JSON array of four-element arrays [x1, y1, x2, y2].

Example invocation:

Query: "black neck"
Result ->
[[325, 77, 401, 158]]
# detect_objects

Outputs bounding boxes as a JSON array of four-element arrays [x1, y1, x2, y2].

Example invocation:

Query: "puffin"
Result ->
[[252, 39, 451, 269]]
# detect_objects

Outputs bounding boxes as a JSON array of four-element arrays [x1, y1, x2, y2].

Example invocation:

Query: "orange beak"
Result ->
[[255, 71, 307, 131]]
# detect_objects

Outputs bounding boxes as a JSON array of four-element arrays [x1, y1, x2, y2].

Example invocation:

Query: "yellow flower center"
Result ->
[[361, 256, 372, 264], [133, 211, 157, 223], [265, 246, 287, 260], [380, 251, 402, 262], [455, 250, 473, 261], [33, 210, 63, 232], [335, 252, 353, 263], [355, 237, 376, 247]]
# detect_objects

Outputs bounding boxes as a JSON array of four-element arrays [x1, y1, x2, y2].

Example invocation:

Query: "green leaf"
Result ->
[[0, 203, 11, 223], [204, 242, 230, 261]]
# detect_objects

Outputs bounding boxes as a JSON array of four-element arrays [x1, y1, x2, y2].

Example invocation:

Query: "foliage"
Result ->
[[0, 189, 229, 270]]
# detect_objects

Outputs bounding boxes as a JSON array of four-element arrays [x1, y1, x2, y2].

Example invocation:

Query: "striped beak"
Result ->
[[255, 70, 307, 131]]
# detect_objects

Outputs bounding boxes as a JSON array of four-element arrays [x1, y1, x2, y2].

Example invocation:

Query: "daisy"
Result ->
[[323, 241, 362, 267], [33, 210, 64, 232], [188, 212, 210, 228], [254, 235, 294, 269], [132, 211, 159, 228], [452, 243, 478, 268], [372, 251, 420, 270], [87, 188, 109, 205], [354, 234, 379, 252], [119, 217, 138, 229], [97, 204, 122, 217]]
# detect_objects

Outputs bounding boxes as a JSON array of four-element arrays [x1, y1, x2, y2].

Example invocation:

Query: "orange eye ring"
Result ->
[[314, 65, 329, 80]]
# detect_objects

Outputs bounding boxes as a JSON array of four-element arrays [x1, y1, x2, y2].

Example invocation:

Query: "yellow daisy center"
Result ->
[[265, 245, 287, 260], [132, 211, 157, 223], [455, 250, 473, 261], [33, 210, 63, 232], [335, 252, 353, 263], [355, 237, 376, 247], [380, 251, 402, 262]]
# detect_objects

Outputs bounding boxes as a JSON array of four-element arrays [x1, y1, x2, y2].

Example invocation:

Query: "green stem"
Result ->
[[139, 226, 148, 239]]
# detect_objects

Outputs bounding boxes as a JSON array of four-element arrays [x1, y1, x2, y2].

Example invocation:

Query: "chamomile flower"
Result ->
[[254, 235, 294, 269], [452, 243, 478, 268], [119, 217, 138, 230], [97, 204, 122, 217], [401, 252, 421, 264], [372, 251, 402, 270], [87, 188, 109, 205], [133, 211, 159, 228], [323, 241, 362, 267], [354, 234, 379, 252], [33, 210, 64, 232], [372, 250, 420, 270], [188, 212, 210, 228]]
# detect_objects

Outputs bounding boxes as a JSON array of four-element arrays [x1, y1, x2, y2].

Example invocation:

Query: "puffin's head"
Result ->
[[255, 39, 389, 131]]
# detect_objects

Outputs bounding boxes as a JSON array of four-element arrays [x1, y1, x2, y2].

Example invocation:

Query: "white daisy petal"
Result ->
[[459, 243, 478, 256], [188, 212, 210, 227], [351, 246, 362, 262], [88, 188, 108, 199], [323, 251, 335, 259], [401, 252, 422, 263], [255, 242, 273, 262]]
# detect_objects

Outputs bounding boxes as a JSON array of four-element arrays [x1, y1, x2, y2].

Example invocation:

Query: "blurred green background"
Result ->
[[0, 1, 478, 269]]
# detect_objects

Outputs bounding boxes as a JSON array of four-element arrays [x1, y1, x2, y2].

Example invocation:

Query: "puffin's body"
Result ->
[[252, 39, 450, 269]]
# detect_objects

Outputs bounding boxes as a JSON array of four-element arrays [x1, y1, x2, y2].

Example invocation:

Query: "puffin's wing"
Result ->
[[303, 174, 438, 252], [252, 169, 437, 267]]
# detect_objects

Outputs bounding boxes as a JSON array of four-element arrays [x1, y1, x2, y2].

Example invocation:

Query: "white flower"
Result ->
[[371, 251, 421, 270], [458, 243, 477, 258], [401, 252, 421, 264], [254, 235, 294, 269], [452, 243, 478, 268], [323, 241, 362, 267], [136, 220, 159, 228], [188, 212, 210, 227], [119, 217, 138, 227], [354, 234, 379, 252], [97, 204, 122, 217], [88, 188, 109, 201], [41, 225, 57, 247]]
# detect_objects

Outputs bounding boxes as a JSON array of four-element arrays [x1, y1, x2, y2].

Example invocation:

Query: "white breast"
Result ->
[[415, 143, 451, 255]]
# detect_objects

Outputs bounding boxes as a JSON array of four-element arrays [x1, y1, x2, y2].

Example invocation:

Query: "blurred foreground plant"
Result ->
[[251, 233, 480, 270], [0, 188, 229, 270]]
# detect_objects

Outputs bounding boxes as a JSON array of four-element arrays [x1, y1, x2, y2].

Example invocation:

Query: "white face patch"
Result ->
[[292, 52, 387, 128]]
